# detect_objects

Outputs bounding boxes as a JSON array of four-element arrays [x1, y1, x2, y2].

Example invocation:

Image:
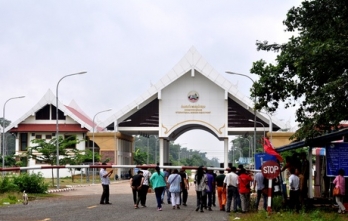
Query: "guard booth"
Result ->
[[275, 128, 348, 207]]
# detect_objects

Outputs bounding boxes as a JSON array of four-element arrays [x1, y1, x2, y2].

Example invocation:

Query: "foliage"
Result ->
[[0, 118, 15, 155], [133, 148, 147, 165], [0, 154, 16, 167], [0, 176, 19, 193], [27, 136, 82, 186], [272, 195, 284, 212], [134, 135, 213, 166], [12, 172, 48, 194], [250, 0, 348, 140]]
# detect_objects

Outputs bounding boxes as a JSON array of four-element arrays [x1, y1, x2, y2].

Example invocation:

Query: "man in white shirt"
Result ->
[[289, 167, 300, 212], [223, 167, 239, 213], [100, 163, 113, 204], [253, 167, 267, 211]]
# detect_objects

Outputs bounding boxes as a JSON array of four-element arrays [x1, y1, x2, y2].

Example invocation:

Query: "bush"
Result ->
[[0, 176, 19, 193], [13, 172, 48, 194]]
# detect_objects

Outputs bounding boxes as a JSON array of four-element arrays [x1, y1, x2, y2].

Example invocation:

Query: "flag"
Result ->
[[262, 137, 283, 162]]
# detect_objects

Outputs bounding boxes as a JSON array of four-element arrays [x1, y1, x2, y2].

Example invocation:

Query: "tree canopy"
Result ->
[[251, 0, 348, 140]]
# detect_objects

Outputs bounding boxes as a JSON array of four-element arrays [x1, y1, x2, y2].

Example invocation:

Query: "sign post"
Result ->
[[261, 160, 280, 215]]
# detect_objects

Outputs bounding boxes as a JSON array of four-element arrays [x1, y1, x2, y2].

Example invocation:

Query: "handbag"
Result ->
[[333, 187, 340, 196], [333, 175, 341, 196]]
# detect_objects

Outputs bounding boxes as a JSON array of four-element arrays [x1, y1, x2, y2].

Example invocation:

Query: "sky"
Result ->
[[0, 0, 303, 162]]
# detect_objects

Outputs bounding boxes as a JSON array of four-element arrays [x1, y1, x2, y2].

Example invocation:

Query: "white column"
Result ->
[[224, 138, 229, 169], [308, 148, 313, 198], [159, 138, 164, 167]]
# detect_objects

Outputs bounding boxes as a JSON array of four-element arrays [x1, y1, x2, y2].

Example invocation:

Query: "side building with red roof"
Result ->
[[5, 89, 95, 178]]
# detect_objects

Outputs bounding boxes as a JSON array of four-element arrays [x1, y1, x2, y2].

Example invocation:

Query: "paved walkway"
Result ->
[[1, 180, 243, 221]]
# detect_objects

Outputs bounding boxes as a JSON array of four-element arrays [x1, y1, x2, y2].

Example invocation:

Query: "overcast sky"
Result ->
[[0, 0, 302, 161]]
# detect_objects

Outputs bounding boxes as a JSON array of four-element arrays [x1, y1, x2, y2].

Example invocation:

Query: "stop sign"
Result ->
[[261, 161, 280, 179]]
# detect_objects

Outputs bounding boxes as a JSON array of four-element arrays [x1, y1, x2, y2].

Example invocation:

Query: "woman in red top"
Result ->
[[238, 168, 253, 213]]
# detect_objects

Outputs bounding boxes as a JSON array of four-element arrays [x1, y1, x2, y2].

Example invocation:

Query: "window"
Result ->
[[35, 105, 50, 120], [51, 105, 66, 120], [20, 133, 28, 151], [35, 134, 42, 139], [46, 135, 52, 139]]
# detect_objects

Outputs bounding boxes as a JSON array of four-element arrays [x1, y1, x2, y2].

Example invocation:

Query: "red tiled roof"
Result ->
[[9, 124, 88, 132], [65, 105, 94, 128]]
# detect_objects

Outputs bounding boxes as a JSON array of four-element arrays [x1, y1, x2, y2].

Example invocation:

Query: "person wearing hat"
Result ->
[[100, 162, 113, 204]]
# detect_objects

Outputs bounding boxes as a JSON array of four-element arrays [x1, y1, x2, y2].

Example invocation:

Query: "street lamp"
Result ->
[[56, 71, 87, 189], [249, 119, 266, 152], [92, 108, 112, 184], [261, 111, 273, 143], [2, 96, 25, 174], [225, 71, 257, 160]]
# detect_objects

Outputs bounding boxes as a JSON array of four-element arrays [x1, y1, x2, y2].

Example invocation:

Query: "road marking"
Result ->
[[38, 218, 51, 221], [88, 205, 97, 209]]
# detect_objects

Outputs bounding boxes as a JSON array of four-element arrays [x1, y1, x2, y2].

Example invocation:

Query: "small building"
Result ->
[[6, 90, 94, 178]]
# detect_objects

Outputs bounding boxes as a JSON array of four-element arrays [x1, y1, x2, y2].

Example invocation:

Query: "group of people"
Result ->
[[100, 153, 333, 214], [129, 166, 189, 211]]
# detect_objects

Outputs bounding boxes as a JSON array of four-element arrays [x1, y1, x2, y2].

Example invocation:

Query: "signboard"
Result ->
[[262, 161, 280, 179], [326, 143, 348, 177], [255, 153, 277, 170]]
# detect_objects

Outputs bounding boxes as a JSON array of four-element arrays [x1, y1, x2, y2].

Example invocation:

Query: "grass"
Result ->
[[0, 192, 58, 206], [229, 210, 346, 221], [44, 175, 102, 188]]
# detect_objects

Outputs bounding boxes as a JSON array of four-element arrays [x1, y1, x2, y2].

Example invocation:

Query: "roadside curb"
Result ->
[[46, 181, 129, 193]]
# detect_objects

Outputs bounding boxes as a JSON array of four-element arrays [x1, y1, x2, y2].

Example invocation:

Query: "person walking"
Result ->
[[333, 169, 346, 214], [238, 168, 253, 213], [179, 168, 189, 206], [215, 170, 226, 211], [205, 169, 214, 211], [140, 166, 151, 207], [162, 168, 171, 204], [194, 166, 208, 213], [99, 163, 113, 205], [223, 167, 239, 213], [167, 169, 182, 209], [150, 166, 167, 211], [253, 167, 267, 211], [130, 170, 144, 209]]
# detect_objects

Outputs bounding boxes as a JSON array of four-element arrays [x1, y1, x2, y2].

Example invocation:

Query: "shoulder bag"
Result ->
[[333, 176, 341, 196]]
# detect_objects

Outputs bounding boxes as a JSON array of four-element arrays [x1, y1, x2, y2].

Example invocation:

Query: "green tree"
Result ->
[[27, 136, 81, 186], [133, 148, 147, 165], [60, 149, 100, 182], [250, 0, 348, 140]]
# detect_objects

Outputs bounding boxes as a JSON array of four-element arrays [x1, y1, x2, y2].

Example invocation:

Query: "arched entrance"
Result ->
[[94, 47, 285, 177]]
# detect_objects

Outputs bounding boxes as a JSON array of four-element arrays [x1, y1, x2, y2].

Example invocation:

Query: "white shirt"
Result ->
[[141, 169, 151, 186], [223, 172, 239, 187], [100, 168, 110, 185], [254, 172, 265, 190], [289, 174, 299, 191]]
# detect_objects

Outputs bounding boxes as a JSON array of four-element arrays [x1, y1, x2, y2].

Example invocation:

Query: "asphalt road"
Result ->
[[0, 181, 234, 221]]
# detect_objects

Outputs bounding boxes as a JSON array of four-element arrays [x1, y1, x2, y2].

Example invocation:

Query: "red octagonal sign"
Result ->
[[261, 161, 280, 179]]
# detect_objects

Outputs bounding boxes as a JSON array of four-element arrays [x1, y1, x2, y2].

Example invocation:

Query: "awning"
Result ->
[[276, 128, 348, 153]]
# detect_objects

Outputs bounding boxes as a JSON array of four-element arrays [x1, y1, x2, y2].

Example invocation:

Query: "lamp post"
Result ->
[[225, 71, 257, 160], [56, 71, 86, 189], [249, 119, 266, 153], [92, 108, 112, 184], [261, 111, 273, 143], [2, 96, 25, 174]]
